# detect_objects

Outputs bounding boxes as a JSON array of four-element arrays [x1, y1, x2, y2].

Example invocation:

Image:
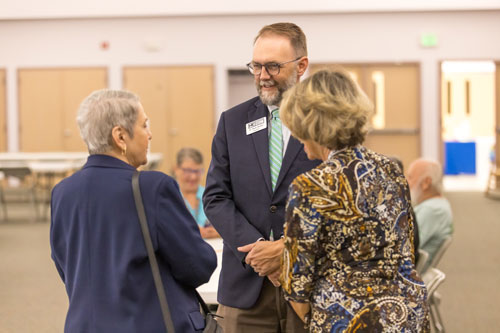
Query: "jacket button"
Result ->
[[269, 205, 277, 213]]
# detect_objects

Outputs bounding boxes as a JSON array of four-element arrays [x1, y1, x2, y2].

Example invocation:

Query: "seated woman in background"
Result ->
[[174, 148, 219, 239], [50, 90, 217, 332], [279, 69, 429, 332]]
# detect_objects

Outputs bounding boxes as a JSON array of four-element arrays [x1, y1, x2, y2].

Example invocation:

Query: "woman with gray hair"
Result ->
[[279, 69, 430, 332], [50, 89, 217, 332]]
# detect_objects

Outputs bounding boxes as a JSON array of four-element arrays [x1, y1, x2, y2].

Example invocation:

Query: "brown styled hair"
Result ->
[[254, 22, 307, 57]]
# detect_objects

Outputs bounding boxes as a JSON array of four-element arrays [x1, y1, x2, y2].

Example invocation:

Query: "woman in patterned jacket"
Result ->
[[279, 69, 429, 332]]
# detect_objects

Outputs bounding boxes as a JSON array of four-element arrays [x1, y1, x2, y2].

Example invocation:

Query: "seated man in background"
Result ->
[[407, 158, 453, 269]]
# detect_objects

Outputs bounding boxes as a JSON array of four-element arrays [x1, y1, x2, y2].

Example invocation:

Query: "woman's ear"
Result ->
[[111, 126, 126, 150]]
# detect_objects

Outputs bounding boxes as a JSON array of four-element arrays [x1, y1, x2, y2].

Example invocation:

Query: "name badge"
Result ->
[[246, 117, 267, 135]]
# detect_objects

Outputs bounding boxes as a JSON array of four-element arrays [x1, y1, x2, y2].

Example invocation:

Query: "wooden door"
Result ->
[[496, 62, 500, 170], [123, 67, 171, 172], [362, 64, 420, 171], [61, 69, 108, 151], [18, 68, 107, 152], [311, 63, 420, 170], [0, 69, 6, 151], [19, 70, 63, 151], [123, 66, 214, 176]]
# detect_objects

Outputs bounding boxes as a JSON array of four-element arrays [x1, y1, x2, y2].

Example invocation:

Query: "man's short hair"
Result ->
[[254, 22, 307, 57], [416, 158, 444, 195]]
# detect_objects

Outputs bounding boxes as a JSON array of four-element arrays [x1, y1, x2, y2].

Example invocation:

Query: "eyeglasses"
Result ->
[[180, 167, 204, 176], [246, 56, 303, 76]]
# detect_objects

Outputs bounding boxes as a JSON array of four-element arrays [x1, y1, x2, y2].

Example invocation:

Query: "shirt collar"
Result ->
[[267, 105, 279, 115], [196, 186, 204, 200]]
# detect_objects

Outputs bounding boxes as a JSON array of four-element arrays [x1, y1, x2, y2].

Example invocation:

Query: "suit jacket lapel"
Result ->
[[249, 100, 273, 196], [274, 136, 303, 191]]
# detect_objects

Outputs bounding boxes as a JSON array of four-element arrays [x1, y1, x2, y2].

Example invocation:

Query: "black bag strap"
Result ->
[[132, 171, 176, 333], [195, 290, 211, 316]]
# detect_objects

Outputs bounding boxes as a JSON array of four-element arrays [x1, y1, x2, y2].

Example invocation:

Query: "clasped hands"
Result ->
[[238, 239, 284, 287]]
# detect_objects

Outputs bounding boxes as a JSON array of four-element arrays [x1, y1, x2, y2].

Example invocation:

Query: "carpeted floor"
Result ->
[[0, 192, 498, 332], [435, 192, 500, 332]]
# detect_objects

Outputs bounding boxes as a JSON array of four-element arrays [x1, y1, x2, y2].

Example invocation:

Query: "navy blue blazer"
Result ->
[[50, 155, 217, 332], [203, 97, 320, 309]]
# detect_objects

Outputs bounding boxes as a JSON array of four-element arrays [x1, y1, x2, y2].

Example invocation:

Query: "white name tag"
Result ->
[[246, 117, 267, 135]]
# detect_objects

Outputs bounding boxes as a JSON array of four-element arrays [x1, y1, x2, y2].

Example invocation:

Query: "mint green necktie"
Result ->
[[269, 109, 283, 191]]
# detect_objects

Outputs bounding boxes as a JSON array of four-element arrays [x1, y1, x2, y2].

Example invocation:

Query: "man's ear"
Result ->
[[421, 176, 432, 191], [297, 57, 309, 77]]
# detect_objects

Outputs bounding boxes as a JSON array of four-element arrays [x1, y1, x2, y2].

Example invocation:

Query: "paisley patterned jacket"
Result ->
[[281, 146, 430, 332]]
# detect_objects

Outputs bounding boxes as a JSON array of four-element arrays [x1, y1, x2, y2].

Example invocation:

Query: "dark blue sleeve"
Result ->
[[154, 176, 217, 288], [203, 112, 264, 262], [50, 185, 66, 283]]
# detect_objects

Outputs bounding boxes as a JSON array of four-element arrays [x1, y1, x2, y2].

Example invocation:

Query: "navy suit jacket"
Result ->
[[50, 155, 217, 332], [203, 97, 320, 309]]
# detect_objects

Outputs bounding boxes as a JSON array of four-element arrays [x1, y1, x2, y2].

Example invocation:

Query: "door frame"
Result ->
[[0, 68, 7, 151]]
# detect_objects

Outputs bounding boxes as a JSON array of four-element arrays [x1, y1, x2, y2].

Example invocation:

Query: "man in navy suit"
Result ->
[[203, 23, 320, 332]]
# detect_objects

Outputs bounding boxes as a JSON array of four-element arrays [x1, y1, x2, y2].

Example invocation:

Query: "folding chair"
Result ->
[[416, 248, 429, 274], [485, 163, 500, 198], [428, 235, 453, 269], [0, 166, 39, 222], [422, 268, 446, 333]]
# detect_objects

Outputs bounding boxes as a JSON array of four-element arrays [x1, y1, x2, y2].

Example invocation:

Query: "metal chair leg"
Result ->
[[30, 185, 40, 221], [432, 294, 445, 332], [0, 187, 7, 221]]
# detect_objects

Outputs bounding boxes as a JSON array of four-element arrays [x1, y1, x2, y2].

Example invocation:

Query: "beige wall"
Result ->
[[2, 1, 499, 20], [1, 11, 500, 161]]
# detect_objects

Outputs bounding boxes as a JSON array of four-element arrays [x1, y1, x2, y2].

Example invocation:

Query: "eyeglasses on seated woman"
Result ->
[[174, 147, 220, 239]]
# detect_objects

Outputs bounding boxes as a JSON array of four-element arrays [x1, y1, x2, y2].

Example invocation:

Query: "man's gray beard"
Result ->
[[257, 70, 297, 106]]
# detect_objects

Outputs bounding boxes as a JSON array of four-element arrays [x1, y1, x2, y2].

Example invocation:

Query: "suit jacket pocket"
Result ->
[[189, 310, 205, 331]]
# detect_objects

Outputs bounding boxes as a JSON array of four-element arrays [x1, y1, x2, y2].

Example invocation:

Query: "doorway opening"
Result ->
[[227, 69, 255, 109], [441, 61, 496, 191]]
